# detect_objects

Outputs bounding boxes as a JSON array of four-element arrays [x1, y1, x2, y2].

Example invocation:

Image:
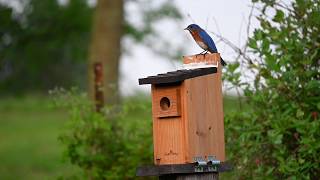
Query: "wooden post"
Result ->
[[94, 62, 104, 112], [177, 173, 218, 180], [160, 173, 219, 180]]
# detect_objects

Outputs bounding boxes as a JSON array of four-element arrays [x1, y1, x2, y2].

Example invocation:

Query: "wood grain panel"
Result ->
[[153, 116, 186, 164], [152, 85, 186, 164], [152, 86, 181, 118], [183, 66, 225, 162], [183, 53, 220, 65]]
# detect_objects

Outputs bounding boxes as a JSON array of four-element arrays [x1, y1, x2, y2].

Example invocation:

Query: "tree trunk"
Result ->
[[88, 0, 123, 106]]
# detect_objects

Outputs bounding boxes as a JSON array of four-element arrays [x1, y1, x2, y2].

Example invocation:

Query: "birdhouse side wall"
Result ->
[[182, 69, 225, 162]]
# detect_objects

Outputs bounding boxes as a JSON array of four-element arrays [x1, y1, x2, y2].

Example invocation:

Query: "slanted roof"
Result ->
[[138, 67, 217, 85]]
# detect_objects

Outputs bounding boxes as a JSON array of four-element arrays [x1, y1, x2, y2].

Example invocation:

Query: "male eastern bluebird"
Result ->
[[184, 24, 227, 66]]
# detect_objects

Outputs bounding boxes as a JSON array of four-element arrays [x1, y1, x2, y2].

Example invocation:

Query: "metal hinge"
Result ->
[[193, 156, 221, 172]]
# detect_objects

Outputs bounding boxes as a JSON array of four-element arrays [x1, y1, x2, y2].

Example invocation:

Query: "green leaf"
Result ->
[[254, 30, 264, 40], [296, 109, 304, 118], [273, 9, 285, 22], [306, 80, 320, 90], [274, 134, 283, 145], [248, 38, 258, 49], [317, 102, 320, 110], [228, 62, 240, 72], [262, 39, 270, 52], [268, 130, 283, 145]]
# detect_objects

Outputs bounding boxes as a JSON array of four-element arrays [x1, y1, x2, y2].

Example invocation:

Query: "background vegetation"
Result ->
[[224, 0, 320, 179], [0, 0, 181, 96], [0, 94, 240, 179]]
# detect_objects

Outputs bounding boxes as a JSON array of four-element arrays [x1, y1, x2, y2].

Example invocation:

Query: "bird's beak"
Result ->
[[184, 27, 189, 31]]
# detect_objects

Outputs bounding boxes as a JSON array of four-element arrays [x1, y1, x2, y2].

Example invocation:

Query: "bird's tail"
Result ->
[[220, 57, 227, 66]]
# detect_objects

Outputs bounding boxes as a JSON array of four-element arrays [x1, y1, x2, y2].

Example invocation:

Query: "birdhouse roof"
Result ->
[[138, 67, 217, 85]]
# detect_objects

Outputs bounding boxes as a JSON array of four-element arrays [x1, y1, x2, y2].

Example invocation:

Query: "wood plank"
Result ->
[[139, 68, 217, 85], [176, 173, 219, 180], [183, 53, 220, 65], [136, 162, 232, 176], [159, 173, 218, 180], [152, 85, 186, 165], [183, 67, 225, 162], [152, 86, 181, 118], [153, 116, 186, 164], [213, 66, 225, 161]]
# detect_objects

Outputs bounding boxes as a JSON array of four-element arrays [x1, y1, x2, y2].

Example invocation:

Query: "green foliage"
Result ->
[[51, 88, 153, 179], [0, 94, 239, 179], [124, 0, 182, 42], [225, 0, 320, 179], [0, 0, 92, 93]]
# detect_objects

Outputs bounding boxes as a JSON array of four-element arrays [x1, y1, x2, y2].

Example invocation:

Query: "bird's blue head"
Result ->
[[184, 24, 202, 32]]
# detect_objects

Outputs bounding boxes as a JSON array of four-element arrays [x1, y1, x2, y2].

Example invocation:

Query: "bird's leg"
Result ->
[[199, 50, 207, 54], [200, 50, 208, 54], [196, 50, 207, 57], [201, 50, 208, 58]]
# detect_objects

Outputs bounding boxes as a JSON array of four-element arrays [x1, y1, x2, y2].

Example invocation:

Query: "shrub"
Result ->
[[51, 88, 153, 179], [224, 0, 320, 179]]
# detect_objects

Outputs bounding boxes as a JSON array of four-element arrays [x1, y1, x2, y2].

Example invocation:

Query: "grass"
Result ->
[[0, 94, 239, 179], [0, 95, 79, 179]]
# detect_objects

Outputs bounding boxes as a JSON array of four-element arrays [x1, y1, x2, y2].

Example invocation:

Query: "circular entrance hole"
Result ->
[[160, 97, 170, 111]]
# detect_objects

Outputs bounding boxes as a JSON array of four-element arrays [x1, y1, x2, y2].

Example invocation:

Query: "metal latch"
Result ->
[[194, 156, 221, 172]]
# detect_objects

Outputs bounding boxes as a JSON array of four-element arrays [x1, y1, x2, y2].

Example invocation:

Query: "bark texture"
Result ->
[[89, 0, 123, 106]]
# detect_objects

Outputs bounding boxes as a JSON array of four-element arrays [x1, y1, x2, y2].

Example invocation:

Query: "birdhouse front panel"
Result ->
[[152, 85, 181, 118], [151, 84, 186, 164]]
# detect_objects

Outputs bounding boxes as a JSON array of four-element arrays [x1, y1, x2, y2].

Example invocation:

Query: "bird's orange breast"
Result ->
[[190, 30, 208, 50], [190, 30, 202, 42]]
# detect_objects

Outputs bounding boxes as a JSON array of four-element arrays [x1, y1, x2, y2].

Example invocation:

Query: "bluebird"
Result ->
[[184, 24, 227, 66]]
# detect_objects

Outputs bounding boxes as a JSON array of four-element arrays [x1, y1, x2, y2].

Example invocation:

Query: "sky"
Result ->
[[121, 0, 259, 95]]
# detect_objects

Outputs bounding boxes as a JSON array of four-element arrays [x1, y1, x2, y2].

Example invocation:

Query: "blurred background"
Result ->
[[1, 0, 319, 179], [0, 0, 255, 96], [0, 0, 242, 179]]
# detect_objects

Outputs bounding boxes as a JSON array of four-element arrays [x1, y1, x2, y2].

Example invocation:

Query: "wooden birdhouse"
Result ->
[[139, 53, 225, 165]]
